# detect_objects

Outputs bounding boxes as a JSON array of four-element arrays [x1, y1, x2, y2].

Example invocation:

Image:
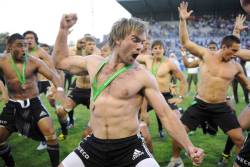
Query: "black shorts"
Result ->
[[38, 80, 51, 94], [148, 92, 178, 111], [74, 134, 152, 167], [181, 98, 240, 133], [68, 87, 91, 108], [0, 97, 49, 141], [235, 133, 250, 167]]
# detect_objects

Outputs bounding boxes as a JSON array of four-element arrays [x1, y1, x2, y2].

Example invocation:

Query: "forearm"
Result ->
[[0, 81, 7, 96], [161, 110, 193, 150], [179, 19, 189, 46], [179, 79, 186, 97], [49, 72, 64, 89], [53, 28, 70, 68], [233, 27, 240, 38], [182, 56, 190, 67]]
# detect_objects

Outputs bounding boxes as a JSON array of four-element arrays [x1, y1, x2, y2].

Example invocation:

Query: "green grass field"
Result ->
[[0, 87, 247, 167]]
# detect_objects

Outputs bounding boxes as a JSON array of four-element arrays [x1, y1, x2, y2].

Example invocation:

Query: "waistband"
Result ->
[[90, 134, 140, 144], [8, 97, 40, 108], [195, 97, 226, 106]]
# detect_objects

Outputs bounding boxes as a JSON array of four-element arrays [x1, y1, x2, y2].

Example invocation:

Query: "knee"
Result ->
[[143, 135, 152, 144], [56, 107, 68, 120], [45, 133, 57, 145], [232, 136, 245, 148]]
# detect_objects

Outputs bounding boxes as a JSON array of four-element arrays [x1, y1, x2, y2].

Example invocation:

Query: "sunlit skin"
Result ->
[[54, 14, 204, 166]]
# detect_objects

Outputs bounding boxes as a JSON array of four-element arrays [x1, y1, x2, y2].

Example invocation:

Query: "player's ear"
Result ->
[[115, 40, 121, 46]]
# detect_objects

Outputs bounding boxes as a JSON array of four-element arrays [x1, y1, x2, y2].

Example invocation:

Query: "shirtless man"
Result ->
[[0, 33, 65, 167], [137, 40, 186, 138], [167, 3, 249, 167], [23, 30, 55, 84], [53, 14, 204, 167], [23, 31, 68, 149]]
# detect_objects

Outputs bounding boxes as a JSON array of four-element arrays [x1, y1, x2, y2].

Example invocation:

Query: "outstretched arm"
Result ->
[[178, 2, 207, 59], [235, 49, 250, 61], [144, 72, 204, 165], [235, 63, 250, 91], [52, 14, 88, 75]]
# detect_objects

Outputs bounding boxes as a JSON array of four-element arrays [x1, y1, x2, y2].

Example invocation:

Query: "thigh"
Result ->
[[235, 133, 250, 167], [63, 97, 76, 111], [135, 158, 159, 167], [238, 106, 250, 130], [215, 109, 240, 133], [0, 127, 11, 143], [61, 152, 86, 167], [180, 104, 202, 131], [37, 117, 55, 136]]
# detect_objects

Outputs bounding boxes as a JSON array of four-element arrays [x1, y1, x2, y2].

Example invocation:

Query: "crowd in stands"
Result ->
[[148, 15, 250, 54]]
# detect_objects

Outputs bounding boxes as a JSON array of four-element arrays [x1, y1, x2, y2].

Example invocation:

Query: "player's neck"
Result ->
[[29, 45, 38, 53], [153, 56, 163, 62], [108, 53, 127, 70], [10, 54, 26, 63]]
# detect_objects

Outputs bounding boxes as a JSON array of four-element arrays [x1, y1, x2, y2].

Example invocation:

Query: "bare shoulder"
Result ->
[[133, 62, 157, 88], [28, 55, 48, 68], [0, 54, 9, 66]]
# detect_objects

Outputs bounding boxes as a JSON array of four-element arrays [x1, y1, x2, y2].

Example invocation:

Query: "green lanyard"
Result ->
[[92, 60, 132, 102], [150, 58, 163, 76], [10, 54, 28, 86]]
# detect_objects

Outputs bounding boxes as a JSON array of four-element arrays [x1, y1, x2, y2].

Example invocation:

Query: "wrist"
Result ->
[[56, 87, 64, 92]]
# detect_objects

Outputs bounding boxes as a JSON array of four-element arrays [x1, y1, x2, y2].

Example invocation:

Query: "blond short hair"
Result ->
[[108, 18, 147, 49]]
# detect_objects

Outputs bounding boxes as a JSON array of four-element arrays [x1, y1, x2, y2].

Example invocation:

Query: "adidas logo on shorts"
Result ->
[[132, 149, 144, 160]]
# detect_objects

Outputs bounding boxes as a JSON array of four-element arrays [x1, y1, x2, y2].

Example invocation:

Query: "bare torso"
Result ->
[[143, 57, 173, 92], [86, 56, 147, 139], [0, 54, 40, 100], [75, 75, 90, 88], [197, 52, 240, 103]]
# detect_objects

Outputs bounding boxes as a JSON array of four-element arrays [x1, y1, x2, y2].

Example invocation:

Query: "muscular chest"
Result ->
[[95, 69, 142, 99], [148, 60, 171, 78], [3, 60, 37, 81], [202, 61, 237, 80]]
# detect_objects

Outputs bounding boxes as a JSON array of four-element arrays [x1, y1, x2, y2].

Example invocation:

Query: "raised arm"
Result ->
[[232, 14, 247, 38], [52, 14, 88, 75], [178, 2, 206, 59], [143, 72, 204, 165]]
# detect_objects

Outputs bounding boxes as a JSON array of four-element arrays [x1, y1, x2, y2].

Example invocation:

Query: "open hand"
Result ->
[[178, 2, 193, 20], [234, 14, 248, 32]]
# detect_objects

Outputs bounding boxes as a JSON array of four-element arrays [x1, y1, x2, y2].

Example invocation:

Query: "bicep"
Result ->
[[185, 41, 207, 59], [170, 63, 185, 81], [143, 76, 171, 117], [235, 49, 250, 61], [56, 56, 88, 75], [235, 65, 250, 89]]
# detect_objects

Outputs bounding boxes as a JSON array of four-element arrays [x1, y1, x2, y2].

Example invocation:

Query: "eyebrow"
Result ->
[[131, 35, 144, 42]]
